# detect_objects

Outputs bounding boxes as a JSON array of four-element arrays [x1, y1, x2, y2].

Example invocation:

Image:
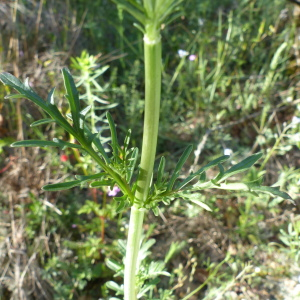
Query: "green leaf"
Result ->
[[177, 155, 230, 189], [115, 200, 126, 213], [42, 180, 83, 191], [0, 72, 77, 137], [0, 72, 48, 110], [61, 68, 81, 132], [192, 181, 293, 203], [156, 156, 166, 187], [11, 140, 63, 148], [126, 147, 139, 182], [52, 138, 83, 150], [5, 94, 27, 99], [106, 111, 119, 158], [90, 180, 113, 188], [30, 119, 55, 127], [217, 152, 263, 183], [75, 173, 105, 181], [167, 145, 193, 191], [106, 281, 124, 294], [106, 259, 122, 272], [251, 186, 293, 201], [112, 0, 146, 25], [47, 87, 56, 104]]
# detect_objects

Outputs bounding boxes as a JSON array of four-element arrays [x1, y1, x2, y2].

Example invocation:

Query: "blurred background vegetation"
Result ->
[[0, 0, 299, 299]]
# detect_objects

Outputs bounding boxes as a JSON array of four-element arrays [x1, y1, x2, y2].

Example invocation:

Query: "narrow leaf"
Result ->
[[217, 152, 263, 183], [0, 72, 48, 111], [47, 87, 56, 104], [156, 156, 166, 186], [126, 147, 138, 182], [52, 138, 83, 149], [62, 68, 81, 131], [167, 145, 193, 191], [90, 180, 113, 188], [5, 94, 27, 99], [106, 111, 119, 157], [42, 180, 83, 191], [11, 140, 63, 148], [177, 155, 230, 189], [30, 119, 55, 127]]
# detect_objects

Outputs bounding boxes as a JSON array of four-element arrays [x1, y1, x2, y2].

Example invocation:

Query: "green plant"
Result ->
[[0, 1, 293, 299]]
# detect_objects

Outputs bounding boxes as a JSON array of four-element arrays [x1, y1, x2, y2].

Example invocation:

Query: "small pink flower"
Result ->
[[107, 186, 120, 197], [189, 54, 197, 61], [60, 154, 69, 162]]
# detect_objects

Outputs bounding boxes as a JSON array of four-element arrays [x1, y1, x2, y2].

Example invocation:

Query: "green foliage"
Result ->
[[106, 237, 174, 299]]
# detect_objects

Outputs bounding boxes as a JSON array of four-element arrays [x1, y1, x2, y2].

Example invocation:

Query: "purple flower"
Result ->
[[71, 224, 77, 228], [107, 186, 120, 197], [189, 54, 197, 61]]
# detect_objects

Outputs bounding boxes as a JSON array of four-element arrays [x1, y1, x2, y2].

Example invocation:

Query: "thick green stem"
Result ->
[[124, 207, 145, 300], [124, 33, 162, 300], [135, 35, 162, 204]]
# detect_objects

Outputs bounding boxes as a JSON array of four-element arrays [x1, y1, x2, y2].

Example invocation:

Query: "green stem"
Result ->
[[124, 33, 162, 299], [124, 206, 146, 300]]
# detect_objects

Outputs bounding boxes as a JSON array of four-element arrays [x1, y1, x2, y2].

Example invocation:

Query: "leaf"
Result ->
[[192, 181, 293, 203], [167, 145, 193, 191], [251, 186, 293, 201], [0, 72, 77, 137], [156, 156, 166, 187], [83, 126, 110, 163], [188, 197, 212, 211], [0, 72, 48, 111], [106, 259, 122, 272], [47, 87, 56, 104], [126, 147, 139, 182], [106, 111, 119, 158], [42, 180, 83, 191], [112, 0, 146, 25], [5, 94, 27, 99], [115, 200, 126, 213], [179, 192, 212, 211], [217, 152, 263, 183], [30, 119, 55, 127], [106, 281, 124, 294], [90, 180, 113, 188], [178, 155, 230, 189], [62, 68, 81, 132], [52, 138, 83, 150], [11, 140, 63, 148], [75, 173, 105, 181]]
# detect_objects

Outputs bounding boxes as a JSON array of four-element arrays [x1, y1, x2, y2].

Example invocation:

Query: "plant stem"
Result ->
[[124, 32, 162, 299], [124, 206, 146, 300]]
